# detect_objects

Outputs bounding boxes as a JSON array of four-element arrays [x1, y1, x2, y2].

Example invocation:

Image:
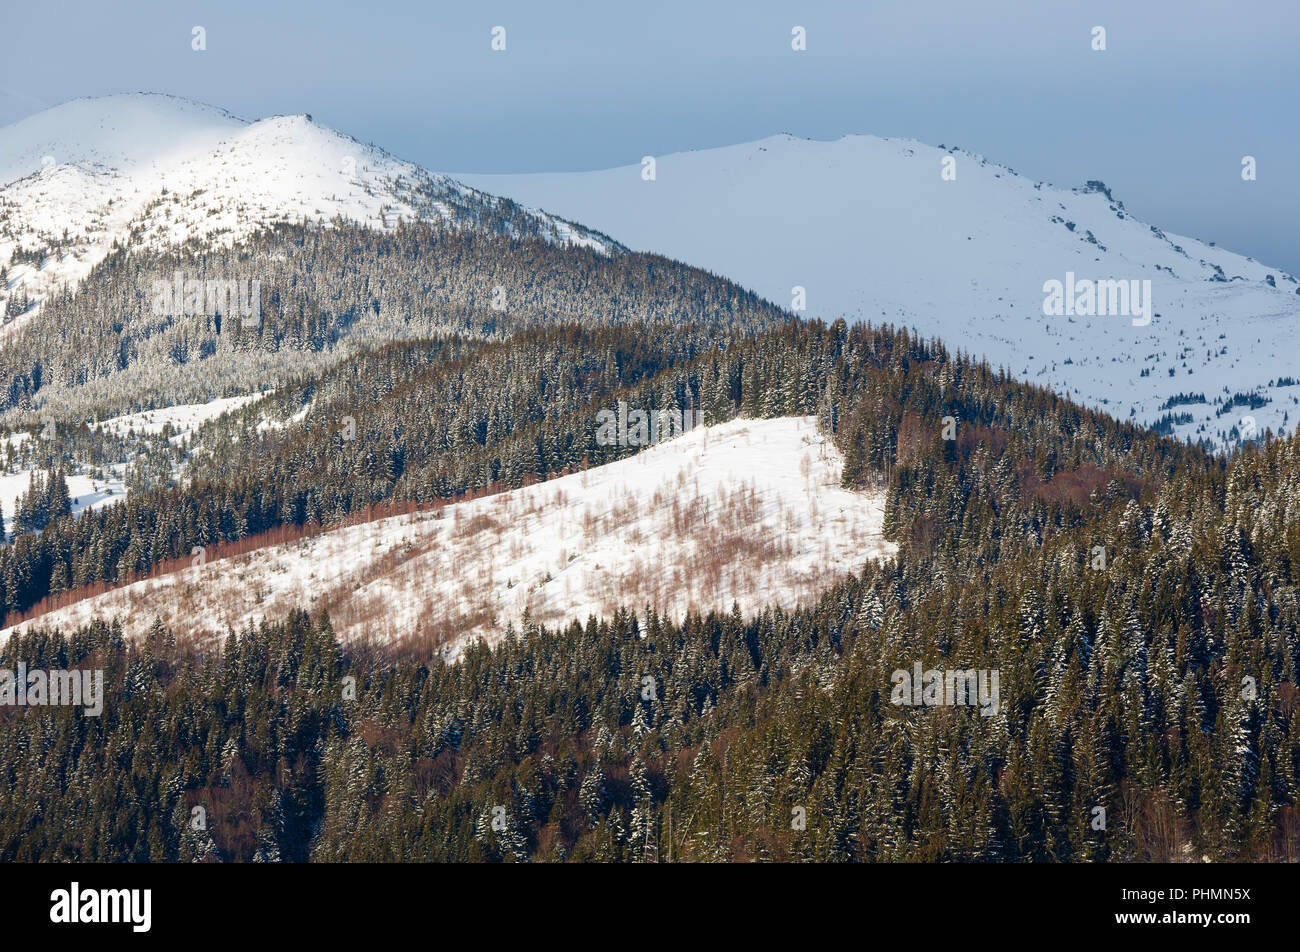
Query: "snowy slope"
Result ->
[[92, 392, 268, 441], [0, 93, 617, 333], [460, 135, 1300, 449], [0, 468, 124, 537], [1, 416, 895, 656]]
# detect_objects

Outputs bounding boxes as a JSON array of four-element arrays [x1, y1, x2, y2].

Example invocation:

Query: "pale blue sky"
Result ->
[[3, 0, 1297, 273]]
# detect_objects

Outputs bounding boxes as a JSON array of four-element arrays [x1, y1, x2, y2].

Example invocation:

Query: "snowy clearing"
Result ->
[[0, 468, 125, 537], [0, 391, 270, 535], [92, 392, 270, 442], [1, 416, 896, 657]]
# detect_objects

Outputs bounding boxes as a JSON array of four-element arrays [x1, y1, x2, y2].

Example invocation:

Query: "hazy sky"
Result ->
[[3, 0, 1297, 273]]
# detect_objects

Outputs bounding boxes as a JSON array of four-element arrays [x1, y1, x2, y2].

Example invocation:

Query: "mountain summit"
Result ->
[[0, 93, 616, 331], [462, 134, 1300, 448]]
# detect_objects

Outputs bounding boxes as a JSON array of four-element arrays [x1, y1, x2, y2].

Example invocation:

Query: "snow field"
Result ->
[[1, 416, 896, 657]]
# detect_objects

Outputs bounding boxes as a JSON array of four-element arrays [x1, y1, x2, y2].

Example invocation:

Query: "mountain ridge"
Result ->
[[5, 95, 1296, 450], [460, 132, 1300, 449], [0, 93, 620, 334]]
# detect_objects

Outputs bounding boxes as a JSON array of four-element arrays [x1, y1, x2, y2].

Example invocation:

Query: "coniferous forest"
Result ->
[[2, 300, 1298, 862], [0, 11, 1295, 886]]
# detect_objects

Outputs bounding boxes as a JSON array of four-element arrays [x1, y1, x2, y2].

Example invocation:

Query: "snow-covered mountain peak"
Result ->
[[0, 93, 245, 185], [0, 93, 616, 333], [461, 133, 1300, 450]]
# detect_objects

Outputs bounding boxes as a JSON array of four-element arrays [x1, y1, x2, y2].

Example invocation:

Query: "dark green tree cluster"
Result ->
[[12, 468, 70, 536]]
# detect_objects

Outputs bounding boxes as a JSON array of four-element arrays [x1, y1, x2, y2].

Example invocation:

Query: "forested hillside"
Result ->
[[2, 312, 1298, 861], [0, 220, 785, 422], [0, 317, 1202, 628]]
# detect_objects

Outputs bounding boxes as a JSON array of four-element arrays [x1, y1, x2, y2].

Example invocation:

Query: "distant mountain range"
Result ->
[[3, 95, 1296, 449]]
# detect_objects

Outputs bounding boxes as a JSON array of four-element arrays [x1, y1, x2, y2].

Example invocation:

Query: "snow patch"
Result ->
[[1, 417, 895, 657]]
